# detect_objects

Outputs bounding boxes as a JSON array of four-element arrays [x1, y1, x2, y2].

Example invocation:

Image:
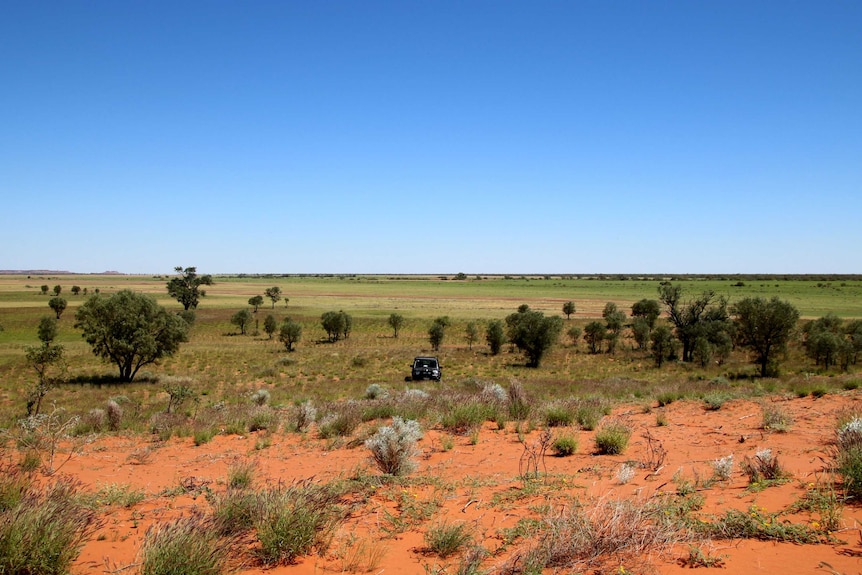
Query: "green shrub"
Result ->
[[210, 489, 259, 535], [575, 405, 602, 431], [140, 514, 230, 575], [193, 427, 216, 446], [835, 416, 862, 498], [439, 401, 497, 434], [656, 391, 678, 407], [227, 460, 256, 490], [254, 484, 341, 565], [594, 421, 631, 455], [702, 392, 730, 411], [544, 404, 575, 427], [425, 521, 472, 558], [552, 434, 578, 457], [0, 477, 99, 575]]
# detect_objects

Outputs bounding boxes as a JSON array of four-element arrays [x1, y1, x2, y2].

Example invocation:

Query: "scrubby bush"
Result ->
[[0, 476, 99, 575], [507, 379, 532, 420], [291, 401, 317, 432], [364, 384, 389, 400], [594, 421, 632, 455], [711, 454, 734, 481], [835, 416, 862, 498], [251, 389, 271, 406], [254, 484, 342, 565], [741, 448, 786, 483], [761, 404, 793, 432], [365, 417, 422, 476], [139, 514, 229, 575], [425, 521, 473, 558], [105, 399, 123, 431], [552, 434, 578, 457], [544, 403, 575, 427]]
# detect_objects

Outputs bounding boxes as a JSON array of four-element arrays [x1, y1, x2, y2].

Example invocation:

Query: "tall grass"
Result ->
[[0, 475, 99, 575], [139, 514, 231, 575]]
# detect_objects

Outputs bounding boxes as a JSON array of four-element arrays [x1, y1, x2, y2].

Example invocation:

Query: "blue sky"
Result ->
[[1, 1, 860, 274]]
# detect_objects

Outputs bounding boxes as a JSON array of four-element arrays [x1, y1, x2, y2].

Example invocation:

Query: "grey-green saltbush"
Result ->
[[366, 417, 422, 476]]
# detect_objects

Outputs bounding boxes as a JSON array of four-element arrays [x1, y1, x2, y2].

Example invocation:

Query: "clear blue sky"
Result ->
[[1, 1, 860, 274]]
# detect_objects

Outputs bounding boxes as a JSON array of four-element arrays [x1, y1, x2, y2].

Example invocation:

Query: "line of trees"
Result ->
[[24, 267, 857, 393]]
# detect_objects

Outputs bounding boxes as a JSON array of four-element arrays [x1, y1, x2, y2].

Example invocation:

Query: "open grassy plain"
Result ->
[[0, 273, 861, 427]]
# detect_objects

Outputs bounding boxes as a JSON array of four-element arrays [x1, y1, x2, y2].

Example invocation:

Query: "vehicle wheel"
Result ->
[[405, 376, 412, 382]]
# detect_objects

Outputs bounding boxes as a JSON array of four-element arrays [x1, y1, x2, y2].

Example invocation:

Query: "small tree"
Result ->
[[631, 317, 651, 350], [263, 314, 278, 339], [278, 318, 302, 351], [650, 325, 677, 368], [388, 313, 405, 338], [631, 299, 661, 329], [583, 321, 606, 354], [231, 309, 253, 335], [71, 285, 81, 296], [562, 301, 576, 319], [321, 311, 351, 342], [48, 297, 67, 319], [166, 266, 213, 310], [265, 286, 282, 309], [248, 295, 264, 313], [602, 302, 626, 336], [731, 296, 800, 377], [567, 325, 582, 347], [75, 290, 189, 382], [486, 320, 505, 355], [429, 321, 446, 351], [53, 285, 62, 296], [40, 284, 49, 295], [25, 317, 65, 416], [465, 322, 478, 349], [505, 307, 563, 367]]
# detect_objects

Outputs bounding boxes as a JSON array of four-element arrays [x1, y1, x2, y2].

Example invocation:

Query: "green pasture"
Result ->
[[0, 274, 860, 428]]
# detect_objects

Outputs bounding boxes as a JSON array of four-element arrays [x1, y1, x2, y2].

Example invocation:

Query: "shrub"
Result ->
[[228, 460, 256, 489], [210, 488, 259, 535], [254, 484, 342, 565], [552, 434, 578, 457], [835, 416, 862, 498], [702, 392, 730, 411], [575, 405, 603, 431], [0, 477, 99, 575], [594, 421, 632, 455], [616, 463, 636, 484], [507, 379, 532, 420], [105, 399, 123, 431], [425, 521, 473, 558], [439, 401, 497, 434], [544, 403, 575, 427], [761, 404, 793, 432], [318, 404, 361, 439], [248, 408, 277, 432], [193, 427, 216, 446], [519, 499, 679, 571], [364, 384, 389, 400], [251, 389, 271, 406], [656, 391, 678, 407], [741, 448, 786, 484], [292, 401, 317, 432], [365, 417, 422, 476], [711, 454, 734, 481], [139, 514, 230, 575]]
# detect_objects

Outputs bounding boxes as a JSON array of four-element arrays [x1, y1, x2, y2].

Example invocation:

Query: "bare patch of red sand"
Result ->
[[64, 392, 862, 575]]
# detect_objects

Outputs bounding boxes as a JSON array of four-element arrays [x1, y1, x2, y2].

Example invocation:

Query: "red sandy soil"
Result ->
[[55, 393, 862, 575]]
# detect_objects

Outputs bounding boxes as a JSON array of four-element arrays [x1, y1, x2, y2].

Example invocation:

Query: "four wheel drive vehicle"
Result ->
[[410, 356, 442, 381]]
